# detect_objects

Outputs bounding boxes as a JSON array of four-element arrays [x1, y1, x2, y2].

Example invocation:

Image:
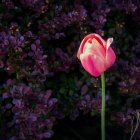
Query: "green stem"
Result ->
[[101, 72, 105, 140]]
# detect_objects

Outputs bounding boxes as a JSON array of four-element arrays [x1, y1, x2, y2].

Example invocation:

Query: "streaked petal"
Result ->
[[80, 53, 105, 77], [77, 34, 93, 59], [77, 33, 105, 59], [83, 39, 106, 59]]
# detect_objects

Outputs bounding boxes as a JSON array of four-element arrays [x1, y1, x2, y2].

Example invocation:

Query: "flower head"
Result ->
[[77, 33, 116, 77]]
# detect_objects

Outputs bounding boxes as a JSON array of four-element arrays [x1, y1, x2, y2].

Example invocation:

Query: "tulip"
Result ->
[[77, 33, 116, 77], [77, 33, 116, 140]]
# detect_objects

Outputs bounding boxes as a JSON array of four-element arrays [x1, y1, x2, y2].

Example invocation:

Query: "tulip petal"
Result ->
[[83, 39, 106, 59], [106, 38, 113, 50], [77, 34, 106, 59], [77, 35, 92, 59], [106, 47, 116, 68], [80, 53, 105, 77], [105, 38, 116, 68], [94, 34, 106, 47]]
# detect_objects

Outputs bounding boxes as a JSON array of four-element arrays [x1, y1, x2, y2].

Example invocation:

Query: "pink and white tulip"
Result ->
[[77, 33, 116, 77]]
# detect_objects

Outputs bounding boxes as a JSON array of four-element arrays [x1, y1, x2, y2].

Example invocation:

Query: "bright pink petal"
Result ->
[[105, 38, 116, 68], [105, 47, 116, 68], [80, 53, 106, 77]]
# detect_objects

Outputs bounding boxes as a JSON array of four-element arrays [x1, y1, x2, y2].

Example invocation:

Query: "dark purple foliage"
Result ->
[[0, 0, 140, 139]]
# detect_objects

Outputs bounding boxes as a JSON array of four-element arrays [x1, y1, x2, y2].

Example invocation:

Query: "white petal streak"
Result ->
[[106, 38, 113, 50]]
